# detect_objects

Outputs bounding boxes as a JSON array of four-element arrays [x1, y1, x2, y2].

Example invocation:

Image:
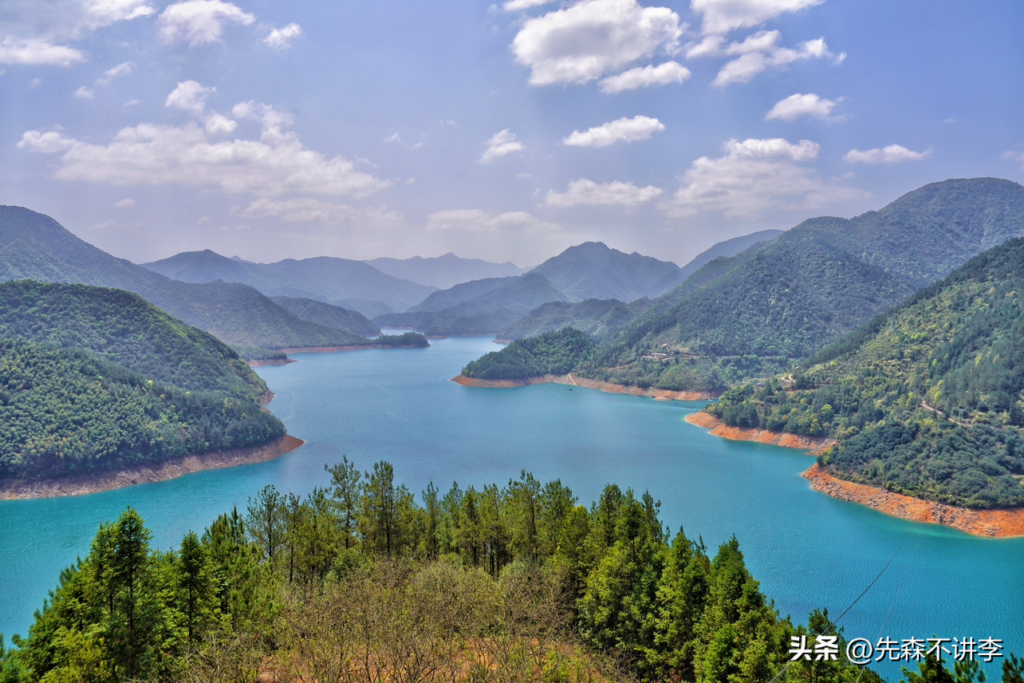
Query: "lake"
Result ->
[[1, 336, 1022, 679]]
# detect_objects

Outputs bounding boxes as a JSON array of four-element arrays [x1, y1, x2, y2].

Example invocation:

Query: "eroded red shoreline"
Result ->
[[452, 374, 719, 401]]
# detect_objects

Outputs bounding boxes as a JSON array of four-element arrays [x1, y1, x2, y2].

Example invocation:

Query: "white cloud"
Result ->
[[263, 23, 302, 50], [426, 209, 558, 233], [0, 38, 85, 67], [74, 86, 95, 99], [1003, 150, 1024, 170], [18, 90, 390, 199], [83, 0, 155, 28], [668, 137, 866, 218], [114, 197, 136, 207], [158, 0, 255, 46], [385, 132, 402, 143], [765, 93, 837, 121], [691, 0, 825, 35], [844, 145, 930, 164], [598, 61, 690, 93], [503, 0, 555, 10], [243, 198, 403, 227], [546, 179, 663, 206], [480, 129, 524, 163], [512, 0, 684, 86], [562, 115, 664, 148], [124, 98, 140, 106], [707, 32, 832, 87], [204, 113, 236, 134], [165, 80, 215, 114], [97, 61, 133, 85]]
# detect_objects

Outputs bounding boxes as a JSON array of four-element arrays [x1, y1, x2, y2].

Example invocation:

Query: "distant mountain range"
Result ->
[[364, 253, 527, 289], [0, 206, 376, 351], [143, 249, 435, 313], [271, 296, 381, 337], [530, 242, 684, 302]]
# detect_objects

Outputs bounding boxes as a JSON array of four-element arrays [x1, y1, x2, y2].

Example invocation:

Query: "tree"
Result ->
[[178, 531, 212, 643], [109, 507, 154, 679], [245, 484, 284, 562], [362, 461, 398, 555], [326, 457, 362, 550]]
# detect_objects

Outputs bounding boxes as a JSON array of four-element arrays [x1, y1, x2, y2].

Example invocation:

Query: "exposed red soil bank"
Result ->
[[452, 374, 718, 401], [0, 435, 305, 500], [684, 412, 835, 454], [803, 464, 1024, 539]]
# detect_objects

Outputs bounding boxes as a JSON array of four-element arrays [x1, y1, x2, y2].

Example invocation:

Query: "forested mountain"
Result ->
[[531, 241, 683, 302], [271, 295, 380, 337], [0, 281, 266, 398], [0, 466, 903, 683], [364, 252, 527, 289], [497, 298, 652, 341], [375, 272, 569, 336], [675, 228, 782, 282], [404, 276, 519, 313], [0, 206, 371, 350], [143, 249, 435, 312], [708, 237, 1024, 508]]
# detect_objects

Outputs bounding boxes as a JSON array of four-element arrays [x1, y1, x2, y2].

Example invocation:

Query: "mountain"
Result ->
[[364, 253, 527, 289], [375, 272, 569, 336], [530, 242, 683, 302], [676, 229, 782, 282], [143, 250, 435, 312], [496, 298, 652, 342], [0, 280, 267, 398], [463, 328, 596, 380], [460, 178, 1024, 392], [405, 276, 519, 313], [271, 296, 380, 337], [0, 206, 372, 350], [707, 237, 1024, 509], [0, 282, 287, 481], [335, 298, 394, 319]]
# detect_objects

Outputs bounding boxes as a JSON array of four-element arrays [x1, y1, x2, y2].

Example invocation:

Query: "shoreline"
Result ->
[[248, 343, 431, 366], [684, 412, 835, 454], [0, 434, 305, 500], [452, 374, 719, 401], [803, 464, 1024, 539], [249, 358, 297, 367], [685, 412, 1024, 538]]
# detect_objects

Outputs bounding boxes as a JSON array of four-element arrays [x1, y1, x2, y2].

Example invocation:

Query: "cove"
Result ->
[[1, 336, 1022, 679]]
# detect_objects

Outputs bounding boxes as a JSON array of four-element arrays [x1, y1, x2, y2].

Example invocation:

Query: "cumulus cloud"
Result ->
[[96, 61, 133, 85], [243, 197, 403, 227], [598, 61, 690, 93], [706, 31, 832, 87], [503, 0, 555, 10], [546, 179, 663, 207], [765, 93, 837, 121], [0, 38, 85, 66], [18, 87, 390, 199], [691, 0, 825, 35], [83, 0, 155, 28], [480, 129, 524, 163], [562, 115, 664, 148], [114, 197, 136, 207], [263, 23, 302, 49], [512, 0, 684, 86], [159, 0, 255, 46], [843, 145, 930, 164], [165, 80, 215, 114], [74, 86, 95, 99], [668, 137, 866, 218], [426, 209, 558, 233]]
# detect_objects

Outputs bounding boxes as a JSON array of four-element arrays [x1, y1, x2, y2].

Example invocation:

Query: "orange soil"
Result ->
[[684, 412, 835, 455], [803, 464, 1024, 539], [452, 374, 718, 401], [0, 435, 305, 500]]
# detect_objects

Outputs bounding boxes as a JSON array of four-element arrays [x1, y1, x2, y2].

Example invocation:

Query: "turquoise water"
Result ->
[[2, 336, 1022, 679]]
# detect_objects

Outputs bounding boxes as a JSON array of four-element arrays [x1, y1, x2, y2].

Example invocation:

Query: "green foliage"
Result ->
[[0, 337, 284, 480], [707, 238, 1024, 508], [462, 328, 595, 379], [374, 331, 429, 347], [498, 298, 651, 342], [271, 295, 381, 337], [0, 280, 267, 398], [5, 465, 906, 683]]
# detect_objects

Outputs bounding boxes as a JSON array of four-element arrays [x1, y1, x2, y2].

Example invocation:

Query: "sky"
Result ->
[[1, 0, 1022, 267]]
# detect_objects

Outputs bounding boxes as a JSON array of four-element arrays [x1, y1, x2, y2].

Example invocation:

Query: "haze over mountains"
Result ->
[[364, 253, 527, 289]]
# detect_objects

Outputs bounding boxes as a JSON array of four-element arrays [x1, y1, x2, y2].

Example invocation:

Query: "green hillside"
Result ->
[[0, 280, 267, 398], [708, 238, 1024, 508], [462, 328, 595, 379], [376, 272, 569, 336], [271, 295, 381, 336], [0, 206, 373, 350], [531, 241, 683, 302], [0, 337, 284, 481], [497, 298, 651, 341]]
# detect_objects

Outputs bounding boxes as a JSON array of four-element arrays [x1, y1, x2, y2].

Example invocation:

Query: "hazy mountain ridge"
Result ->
[[271, 296, 381, 337], [364, 253, 527, 289], [497, 298, 652, 342], [530, 241, 683, 302], [144, 249, 435, 313]]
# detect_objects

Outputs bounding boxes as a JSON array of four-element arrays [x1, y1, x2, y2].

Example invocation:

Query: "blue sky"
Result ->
[[1, 0, 1022, 266]]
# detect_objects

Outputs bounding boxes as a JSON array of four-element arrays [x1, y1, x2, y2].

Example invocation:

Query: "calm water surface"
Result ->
[[2, 336, 1022, 679]]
